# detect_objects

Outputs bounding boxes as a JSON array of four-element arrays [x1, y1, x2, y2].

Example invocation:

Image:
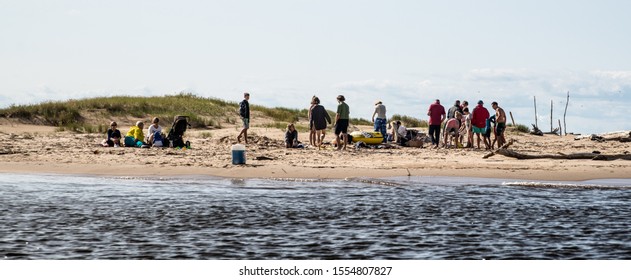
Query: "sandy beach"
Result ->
[[1, 117, 630, 181]]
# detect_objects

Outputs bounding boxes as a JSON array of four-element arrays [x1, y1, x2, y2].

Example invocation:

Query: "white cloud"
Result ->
[[2, 69, 630, 134]]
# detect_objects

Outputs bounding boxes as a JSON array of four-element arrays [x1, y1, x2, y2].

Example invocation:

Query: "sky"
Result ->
[[1, 0, 631, 134]]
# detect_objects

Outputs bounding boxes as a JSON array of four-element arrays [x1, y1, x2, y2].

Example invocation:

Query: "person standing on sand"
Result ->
[[335, 95, 350, 150], [310, 96, 331, 149], [470, 100, 490, 149], [237, 92, 250, 144], [427, 99, 446, 148], [447, 100, 463, 121], [308, 96, 317, 146], [460, 107, 472, 147], [371, 100, 387, 143], [492, 101, 507, 148]]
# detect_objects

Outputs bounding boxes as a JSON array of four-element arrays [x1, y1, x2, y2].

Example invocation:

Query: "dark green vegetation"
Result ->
[[509, 123, 530, 133], [390, 114, 428, 128], [0, 93, 307, 133]]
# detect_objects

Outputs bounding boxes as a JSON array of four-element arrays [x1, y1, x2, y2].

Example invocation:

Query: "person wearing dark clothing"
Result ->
[[285, 123, 300, 148], [102, 121, 121, 147], [309, 96, 331, 149], [427, 99, 446, 148], [237, 92, 250, 144]]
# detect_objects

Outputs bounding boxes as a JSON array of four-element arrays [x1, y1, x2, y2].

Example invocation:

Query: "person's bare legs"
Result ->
[[341, 133, 347, 150], [238, 129, 248, 144], [310, 129, 316, 146], [476, 133, 481, 149]]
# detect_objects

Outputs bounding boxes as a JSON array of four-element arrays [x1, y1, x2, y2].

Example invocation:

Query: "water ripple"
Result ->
[[1, 174, 630, 259]]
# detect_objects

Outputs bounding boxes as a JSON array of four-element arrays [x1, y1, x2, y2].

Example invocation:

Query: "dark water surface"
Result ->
[[1, 174, 630, 259]]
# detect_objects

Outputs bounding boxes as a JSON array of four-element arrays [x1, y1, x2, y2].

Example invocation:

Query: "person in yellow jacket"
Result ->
[[124, 121, 146, 147]]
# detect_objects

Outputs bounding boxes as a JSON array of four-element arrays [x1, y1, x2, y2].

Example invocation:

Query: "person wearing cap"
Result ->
[[371, 100, 387, 143], [102, 121, 121, 147], [427, 99, 446, 148], [470, 100, 490, 149], [125, 121, 146, 147], [334, 95, 350, 150]]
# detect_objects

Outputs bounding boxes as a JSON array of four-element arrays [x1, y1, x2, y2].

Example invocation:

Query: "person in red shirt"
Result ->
[[470, 100, 490, 149], [427, 99, 446, 148]]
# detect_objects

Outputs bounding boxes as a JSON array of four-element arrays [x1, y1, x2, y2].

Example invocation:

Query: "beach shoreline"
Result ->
[[1, 121, 630, 182]]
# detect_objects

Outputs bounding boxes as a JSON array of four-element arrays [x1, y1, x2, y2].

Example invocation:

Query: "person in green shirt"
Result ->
[[334, 95, 350, 150]]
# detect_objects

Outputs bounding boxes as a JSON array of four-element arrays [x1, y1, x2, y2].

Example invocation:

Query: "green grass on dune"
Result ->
[[0, 93, 441, 134]]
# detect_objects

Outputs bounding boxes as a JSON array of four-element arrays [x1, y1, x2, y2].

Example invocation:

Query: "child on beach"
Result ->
[[102, 121, 121, 147]]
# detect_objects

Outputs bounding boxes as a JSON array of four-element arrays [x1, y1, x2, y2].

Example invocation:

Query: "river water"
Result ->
[[1, 174, 630, 259]]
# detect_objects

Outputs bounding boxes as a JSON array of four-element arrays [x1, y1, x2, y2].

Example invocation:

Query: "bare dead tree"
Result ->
[[563, 91, 569, 135]]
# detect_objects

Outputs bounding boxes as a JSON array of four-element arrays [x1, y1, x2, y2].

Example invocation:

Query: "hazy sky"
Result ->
[[1, 0, 630, 133]]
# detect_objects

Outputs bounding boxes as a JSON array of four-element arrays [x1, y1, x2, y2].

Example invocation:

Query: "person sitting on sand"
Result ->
[[443, 111, 462, 148], [309, 96, 331, 150], [146, 117, 163, 147], [285, 123, 302, 148], [124, 121, 146, 147], [392, 120, 409, 145], [102, 121, 121, 147]]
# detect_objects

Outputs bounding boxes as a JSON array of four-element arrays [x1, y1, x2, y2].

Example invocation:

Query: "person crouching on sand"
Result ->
[[443, 111, 462, 148], [102, 121, 121, 147]]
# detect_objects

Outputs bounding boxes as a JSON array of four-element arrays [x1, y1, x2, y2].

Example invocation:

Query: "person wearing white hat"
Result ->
[[371, 100, 387, 143]]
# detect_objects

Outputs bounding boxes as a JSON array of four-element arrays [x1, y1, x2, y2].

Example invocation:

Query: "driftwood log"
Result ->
[[494, 150, 631, 161], [483, 140, 515, 159], [484, 139, 631, 161]]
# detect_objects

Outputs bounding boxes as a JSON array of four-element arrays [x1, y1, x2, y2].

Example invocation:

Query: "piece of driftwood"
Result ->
[[530, 124, 543, 136], [574, 131, 631, 142], [483, 140, 515, 159], [494, 150, 631, 161]]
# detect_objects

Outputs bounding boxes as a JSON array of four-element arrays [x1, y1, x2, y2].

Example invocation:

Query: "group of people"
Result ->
[[102, 117, 166, 148], [237, 91, 507, 151], [306, 94, 350, 150], [235, 93, 352, 150], [425, 99, 507, 150]]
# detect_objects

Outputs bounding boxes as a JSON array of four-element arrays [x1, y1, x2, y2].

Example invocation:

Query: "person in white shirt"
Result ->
[[146, 117, 163, 146]]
